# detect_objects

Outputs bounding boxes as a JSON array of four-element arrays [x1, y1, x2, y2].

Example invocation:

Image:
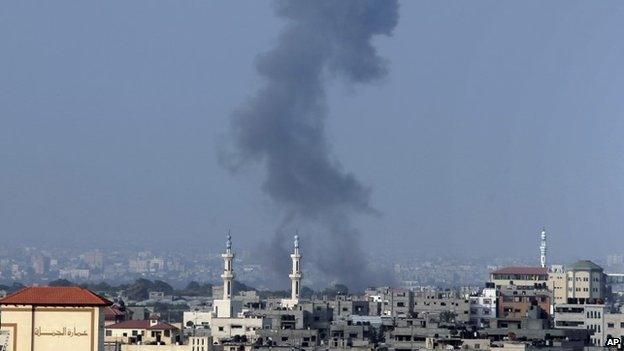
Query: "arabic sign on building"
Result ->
[[1, 308, 100, 351], [34, 326, 89, 337]]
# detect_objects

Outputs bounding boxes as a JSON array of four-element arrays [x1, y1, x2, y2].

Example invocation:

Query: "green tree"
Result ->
[[439, 310, 457, 323]]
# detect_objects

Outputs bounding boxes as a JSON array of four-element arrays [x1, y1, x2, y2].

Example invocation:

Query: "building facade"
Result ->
[[0, 286, 111, 351]]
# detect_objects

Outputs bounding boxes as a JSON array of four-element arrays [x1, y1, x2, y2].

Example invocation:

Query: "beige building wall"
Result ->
[[604, 313, 624, 341], [105, 326, 178, 345], [121, 345, 189, 351], [209, 317, 264, 342], [0, 305, 104, 351], [548, 271, 568, 304], [566, 270, 604, 299]]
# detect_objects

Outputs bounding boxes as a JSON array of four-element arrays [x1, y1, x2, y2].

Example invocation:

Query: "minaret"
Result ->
[[540, 227, 547, 268], [289, 234, 302, 302], [221, 232, 235, 300]]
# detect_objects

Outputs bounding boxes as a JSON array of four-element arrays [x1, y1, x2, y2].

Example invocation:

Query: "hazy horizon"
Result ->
[[2, 1, 624, 266]]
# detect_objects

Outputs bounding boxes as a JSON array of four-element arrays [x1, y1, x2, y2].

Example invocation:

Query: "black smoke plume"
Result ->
[[225, 0, 399, 289]]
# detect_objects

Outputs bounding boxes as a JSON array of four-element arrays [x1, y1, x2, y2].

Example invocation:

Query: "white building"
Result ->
[[554, 303, 607, 346], [204, 233, 269, 343], [469, 286, 497, 327], [183, 311, 213, 329]]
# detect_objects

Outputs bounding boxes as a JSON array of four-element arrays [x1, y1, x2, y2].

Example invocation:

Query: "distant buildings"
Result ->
[[31, 254, 50, 275], [2, 229, 624, 351]]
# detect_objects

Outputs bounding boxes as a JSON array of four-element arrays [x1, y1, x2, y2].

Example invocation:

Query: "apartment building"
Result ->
[[489, 267, 549, 288], [554, 302, 607, 346], [412, 290, 471, 323]]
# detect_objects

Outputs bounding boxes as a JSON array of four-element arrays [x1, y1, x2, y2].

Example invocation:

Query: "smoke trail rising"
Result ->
[[225, 0, 399, 289]]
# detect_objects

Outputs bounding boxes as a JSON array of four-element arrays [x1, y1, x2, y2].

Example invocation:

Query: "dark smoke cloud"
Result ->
[[225, 0, 399, 290]]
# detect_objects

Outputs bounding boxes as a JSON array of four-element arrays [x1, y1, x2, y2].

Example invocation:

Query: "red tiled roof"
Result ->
[[104, 306, 126, 319], [106, 320, 179, 331], [0, 286, 112, 306], [491, 266, 548, 275], [148, 322, 179, 331]]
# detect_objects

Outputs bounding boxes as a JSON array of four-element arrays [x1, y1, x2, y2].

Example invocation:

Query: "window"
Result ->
[[132, 330, 138, 336], [106, 330, 112, 336]]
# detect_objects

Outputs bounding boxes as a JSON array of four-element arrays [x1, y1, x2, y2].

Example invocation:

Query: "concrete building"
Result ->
[[59, 268, 91, 280], [412, 290, 471, 323], [484, 304, 590, 349], [0, 286, 112, 351], [604, 313, 624, 345], [548, 265, 568, 305], [256, 328, 319, 349], [548, 260, 608, 307], [496, 284, 551, 323], [489, 267, 549, 288], [565, 260, 607, 301], [208, 313, 267, 341], [386, 288, 412, 317], [183, 311, 213, 329], [469, 285, 497, 327], [31, 254, 50, 275], [105, 317, 182, 345], [554, 302, 607, 346]]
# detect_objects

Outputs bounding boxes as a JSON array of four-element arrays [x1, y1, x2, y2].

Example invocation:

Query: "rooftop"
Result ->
[[490, 267, 549, 275], [106, 320, 179, 331], [0, 286, 111, 307], [569, 260, 603, 272]]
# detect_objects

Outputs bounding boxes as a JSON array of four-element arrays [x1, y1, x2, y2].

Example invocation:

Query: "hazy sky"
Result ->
[[2, 1, 623, 262]]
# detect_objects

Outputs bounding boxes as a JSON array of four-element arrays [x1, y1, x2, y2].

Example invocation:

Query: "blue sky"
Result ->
[[1, 1, 623, 261]]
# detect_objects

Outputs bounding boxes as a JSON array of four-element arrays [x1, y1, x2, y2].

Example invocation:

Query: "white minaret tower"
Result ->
[[213, 232, 237, 318], [283, 234, 302, 308], [221, 231, 235, 300], [540, 227, 547, 268]]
